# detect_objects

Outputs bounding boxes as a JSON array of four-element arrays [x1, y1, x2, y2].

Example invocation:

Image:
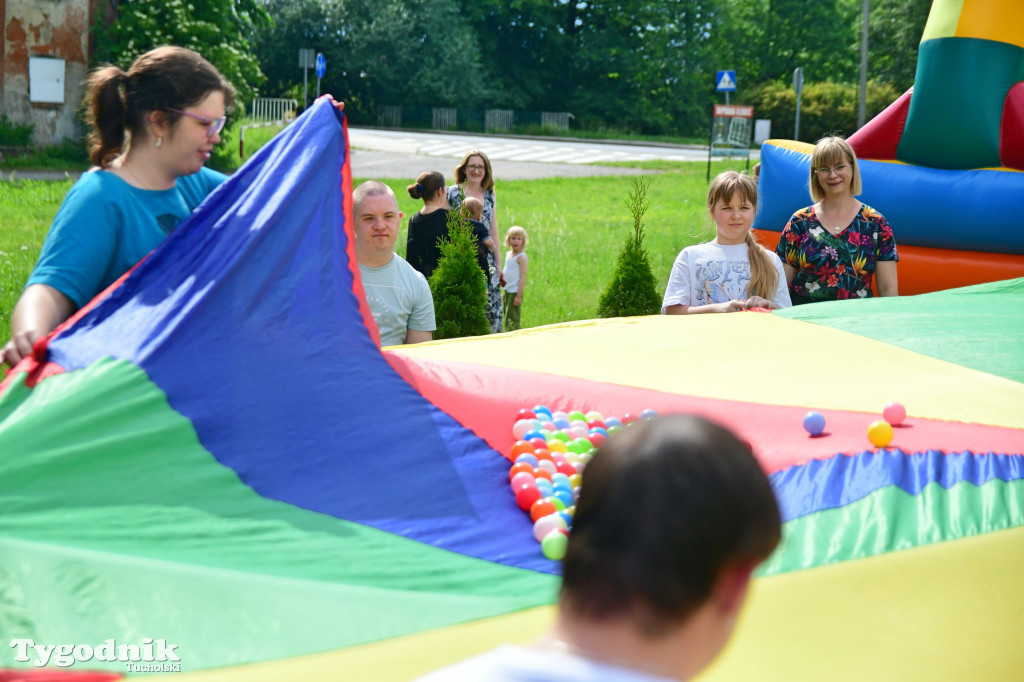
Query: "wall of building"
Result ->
[[2, 0, 95, 145]]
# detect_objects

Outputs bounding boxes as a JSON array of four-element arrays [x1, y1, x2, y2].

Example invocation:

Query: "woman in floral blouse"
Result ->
[[775, 135, 899, 304]]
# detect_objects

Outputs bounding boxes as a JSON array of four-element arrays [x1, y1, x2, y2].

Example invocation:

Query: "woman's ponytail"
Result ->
[[745, 230, 778, 301], [85, 66, 129, 168]]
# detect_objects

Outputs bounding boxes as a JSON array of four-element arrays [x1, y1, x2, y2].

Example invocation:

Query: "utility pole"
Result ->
[[858, 0, 869, 129]]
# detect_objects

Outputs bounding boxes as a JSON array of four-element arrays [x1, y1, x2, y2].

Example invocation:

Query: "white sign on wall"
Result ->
[[29, 57, 66, 103]]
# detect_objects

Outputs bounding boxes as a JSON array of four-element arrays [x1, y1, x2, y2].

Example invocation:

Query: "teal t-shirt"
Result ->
[[359, 254, 435, 347], [27, 166, 226, 307]]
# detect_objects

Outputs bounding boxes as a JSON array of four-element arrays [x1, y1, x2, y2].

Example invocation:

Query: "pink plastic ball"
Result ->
[[883, 402, 906, 426], [533, 513, 568, 542]]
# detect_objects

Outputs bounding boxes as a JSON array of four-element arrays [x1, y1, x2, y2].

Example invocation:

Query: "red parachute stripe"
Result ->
[[386, 352, 1024, 473]]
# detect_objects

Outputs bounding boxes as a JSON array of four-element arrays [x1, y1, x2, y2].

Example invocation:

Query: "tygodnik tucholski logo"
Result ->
[[11, 638, 182, 672]]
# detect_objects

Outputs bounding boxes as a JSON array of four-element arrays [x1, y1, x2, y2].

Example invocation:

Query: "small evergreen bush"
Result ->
[[429, 209, 490, 339], [597, 176, 662, 318]]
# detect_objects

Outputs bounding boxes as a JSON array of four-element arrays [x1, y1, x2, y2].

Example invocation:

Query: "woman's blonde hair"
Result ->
[[809, 135, 862, 202], [707, 171, 777, 301], [504, 225, 528, 249]]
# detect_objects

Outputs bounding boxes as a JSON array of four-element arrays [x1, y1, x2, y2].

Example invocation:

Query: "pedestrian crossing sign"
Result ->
[[716, 70, 737, 92]]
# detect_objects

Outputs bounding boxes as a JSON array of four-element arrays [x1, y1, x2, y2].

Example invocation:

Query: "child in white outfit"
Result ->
[[662, 171, 791, 314], [502, 226, 529, 331]]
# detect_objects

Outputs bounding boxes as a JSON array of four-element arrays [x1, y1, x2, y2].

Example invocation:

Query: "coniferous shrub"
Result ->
[[429, 209, 490, 339], [597, 176, 661, 318]]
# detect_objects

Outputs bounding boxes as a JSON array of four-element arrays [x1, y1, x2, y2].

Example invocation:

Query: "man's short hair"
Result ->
[[353, 180, 398, 214], [560, 414, 781, 637]]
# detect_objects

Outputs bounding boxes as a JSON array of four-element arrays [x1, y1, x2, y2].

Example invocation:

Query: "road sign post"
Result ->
[[793, 67, 805, 141], [716, 70, 736, 105], [298, 49, 315, 108], [315, 53, 326, 98]]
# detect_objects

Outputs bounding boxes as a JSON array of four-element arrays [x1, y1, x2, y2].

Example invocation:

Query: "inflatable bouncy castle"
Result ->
[[754, 0, 1024, 294], [1, 99, 1022, 681]]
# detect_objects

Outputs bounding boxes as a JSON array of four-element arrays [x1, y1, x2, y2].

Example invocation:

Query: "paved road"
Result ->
[[348, 127, 718, 164], [3, 128, 756, 183]]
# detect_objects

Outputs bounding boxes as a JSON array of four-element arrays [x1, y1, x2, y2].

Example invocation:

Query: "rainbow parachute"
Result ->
[[1, 100, 1022, 681]]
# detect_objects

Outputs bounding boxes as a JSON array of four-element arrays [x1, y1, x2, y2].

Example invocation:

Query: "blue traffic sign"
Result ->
[[716, 70, 736, 92], [315, 53, 326, 79]]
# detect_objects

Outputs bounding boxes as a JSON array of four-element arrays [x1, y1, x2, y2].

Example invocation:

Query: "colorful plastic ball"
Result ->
[[512, 419, 534, 440], [541, 421, 557, 432], [803, 411, 826, 436], [586, 419, 606, 431], [568, 410, 587, 422], [548, 440, 568, 453], [555, 461, 577, 477], [550, 472, 571, 486], [567, 438, 592, 454], [622, 413, 639, 424], [540, 429, 556, 441], [588, 432, 607, 448], [641, 408, 659, 420], [533, 449, 552, 463], [556, 510, 574, 527], [544, 495, 567, 512], [867, 420, 894, 447], [541, 530, 569, 560], [510, 440, 535, 457], [533, 513, 568, 542], [550, 431, 570, 443], [530, 498, 558, 522], [585, 411, 604, 422], [523, 429, 546, 442], [533, 467, 553, 482], [553, 488, 575, 508], [533, 405, 553, 418], [508, 462, 534, 480], [514, 453, 539, 467], [526, 436, 547, 450], [551, 411, 569, 421], [516, 409, 537, 423], [607, 425, 622, 435], [568, 474, 583, 488], [537, 459, 558, 475], [510, 471, 536, 489], [604, 417, 622, 428], [553, 417, 571, 430], [549, 452, 568, 466], [514, 485, 542, 511], [535, 479, 554, 496], [883, 402, 906, 426]]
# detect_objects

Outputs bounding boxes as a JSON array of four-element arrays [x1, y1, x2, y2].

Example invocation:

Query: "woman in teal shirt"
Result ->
[[3, 46, 234, 367]]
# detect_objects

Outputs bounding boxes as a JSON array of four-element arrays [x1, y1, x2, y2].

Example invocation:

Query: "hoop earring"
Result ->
[[155, 137, 163, 148]]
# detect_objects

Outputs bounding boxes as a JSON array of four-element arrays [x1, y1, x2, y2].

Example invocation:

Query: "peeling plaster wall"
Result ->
[[3, 0, 94, 145]]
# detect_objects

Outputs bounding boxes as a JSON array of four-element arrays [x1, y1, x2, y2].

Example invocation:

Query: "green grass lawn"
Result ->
[[0, 160, 746, 341]]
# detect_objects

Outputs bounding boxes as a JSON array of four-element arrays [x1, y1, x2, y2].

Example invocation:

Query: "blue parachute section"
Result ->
[[43, 99, 553, 574]]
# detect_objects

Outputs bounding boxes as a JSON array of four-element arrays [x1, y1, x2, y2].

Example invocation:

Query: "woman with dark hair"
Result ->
[[775, 135, 899, 304], [405, 171, 451, 279], [3, 46, 235, 367], [447, 150, 502, 333]]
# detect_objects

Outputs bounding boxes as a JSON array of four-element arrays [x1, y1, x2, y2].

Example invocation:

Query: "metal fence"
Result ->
[[250, 97, 298, 122], [377, 105, 574, 134]]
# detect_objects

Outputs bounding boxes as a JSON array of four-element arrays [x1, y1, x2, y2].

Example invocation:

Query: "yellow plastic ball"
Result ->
[[867, 420, 894, 448]]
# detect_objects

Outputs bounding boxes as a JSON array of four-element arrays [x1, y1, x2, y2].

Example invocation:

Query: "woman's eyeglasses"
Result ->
[[814, 163, 848, 176], [167, 108, 227, 138], [466, 164, 485, 171]]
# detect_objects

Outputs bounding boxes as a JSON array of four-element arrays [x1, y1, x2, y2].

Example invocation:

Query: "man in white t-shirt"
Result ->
[[415, 415, 782, 682], [352, 181, 435, 346]]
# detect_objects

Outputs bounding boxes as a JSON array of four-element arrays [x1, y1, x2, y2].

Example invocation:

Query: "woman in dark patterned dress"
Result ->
[[775, 135, 899, 304], [447, 150, 502, 332]]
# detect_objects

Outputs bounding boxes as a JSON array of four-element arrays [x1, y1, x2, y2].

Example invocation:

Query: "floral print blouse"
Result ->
[[775, 204, 898, 302]]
